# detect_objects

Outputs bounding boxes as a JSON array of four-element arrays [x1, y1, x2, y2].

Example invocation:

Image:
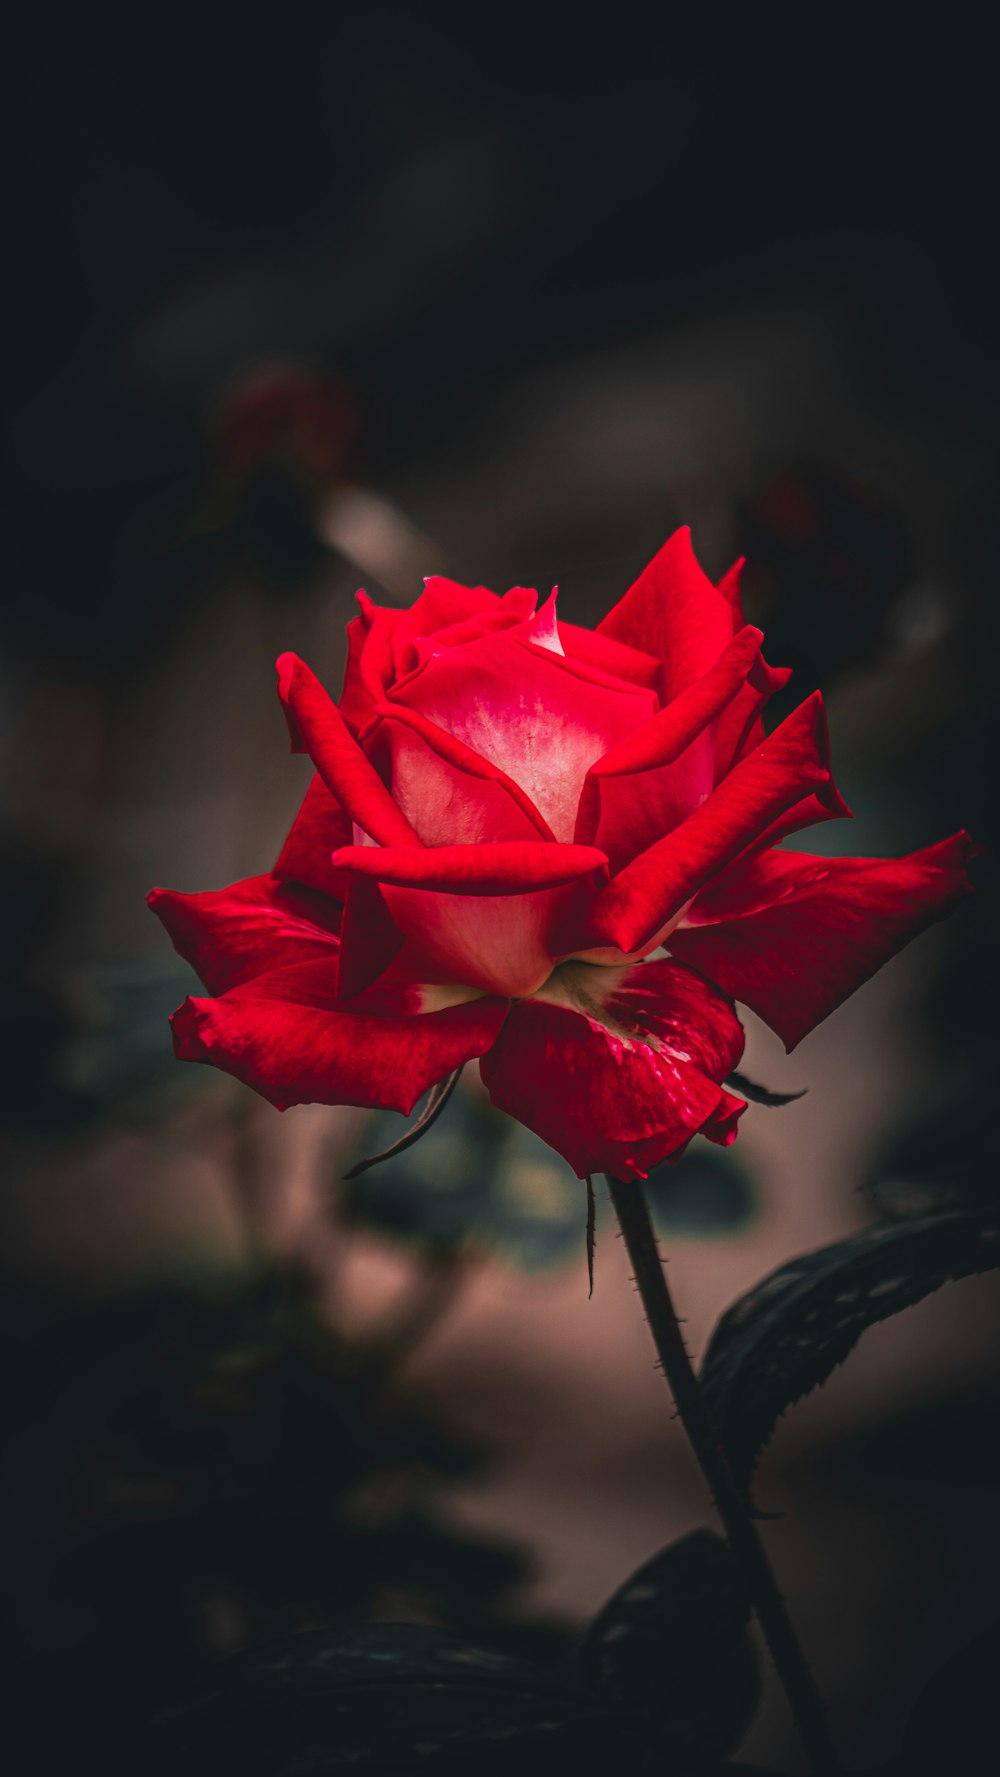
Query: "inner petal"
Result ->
[[388, 631, 656, 841]]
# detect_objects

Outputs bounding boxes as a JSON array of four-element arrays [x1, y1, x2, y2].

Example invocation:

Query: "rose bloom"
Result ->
[[150, 530, 975, 1180]]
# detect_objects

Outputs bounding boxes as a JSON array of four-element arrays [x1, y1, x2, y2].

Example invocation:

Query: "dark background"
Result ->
[[2, 10, 998, 1774], [5, 10, 998, 658]]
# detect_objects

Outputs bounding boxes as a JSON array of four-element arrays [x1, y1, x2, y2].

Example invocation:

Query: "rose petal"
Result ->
[[388, 630, 656, 841], [149, 875, 340, 995], [349, 593, 403, 712], [362, 703, 555, 844], [480, 956, 745, 1178], [584, 692, 845, 956], [575, 625, 766, 865], [331, 841, 609, 998], [559, 621, 661, 691], [669, 831, 980, 1049], [713, 654, 793, 779], [701, 1087, 748, 1150], [273, 773, 353, 898], [335, 875, 405, 1001], [382, 878, 604, 997], [597, 528, 735, 702], [711, 557, 793, 771], [525, 588, 564, 654], [171, 964, 508, 1113], [338, 605, 380, 734], [737, 783, 853, 860], [389, 576, 506, 681], [330, 840, 608, 893], [399, 591, 538, 678], [276, 652, 419, 847], [716, 556, 747, 628]]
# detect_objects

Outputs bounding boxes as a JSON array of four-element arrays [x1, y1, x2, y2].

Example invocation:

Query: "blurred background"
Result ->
[[2, 10, 998, 1772]]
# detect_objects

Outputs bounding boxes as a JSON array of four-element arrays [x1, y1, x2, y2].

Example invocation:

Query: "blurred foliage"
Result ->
[[197, 365, 362, 590], [155, 1621, 627, 1777], [59, 953, 207, 1119], [344, 1085, 584, 1271], [645, 1147, 759, 1243], [0, 848, 91, 1134], [866, 1080, 1000, 1222], [738, 465, 915, 702], [895, 1624, 1000, 1777], [0, 932, 207, 1136], [1, 1267, 543, 1774], [344, 1084, 760, 1274], [156, 1531, 762, 1775]]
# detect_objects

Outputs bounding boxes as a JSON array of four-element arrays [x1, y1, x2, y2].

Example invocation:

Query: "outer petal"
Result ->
[[273, 773, 352, 898], [480, 957, 745, 1179], [712, 557, 792, 771], [669, 831, 980, 1049], [149, 875, 340, 994], [276, 652, 419, 847], [349, 594, 402, 718], [738, 784, 853, 859], [574, 625, 766, 866], [338, 604, 380, 734], [716, 556, 747, 627], [597, 528, 735, 703], [171, 962, 508, 1113], [713, 654, 793, 780], [387, 631, 656, 841], [583, 692, 845, 957], [362, 703, 555, 844]]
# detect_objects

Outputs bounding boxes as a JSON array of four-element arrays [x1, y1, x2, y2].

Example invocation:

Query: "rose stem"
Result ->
[[605, 1174, 840, 1777]]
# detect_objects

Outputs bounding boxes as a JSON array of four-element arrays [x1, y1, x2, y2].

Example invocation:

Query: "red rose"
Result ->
[[150, 529, 976, 1180]]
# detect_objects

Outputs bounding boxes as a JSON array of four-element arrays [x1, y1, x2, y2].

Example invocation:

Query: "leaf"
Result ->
[[900, 1623, 1000, 1775], [573, 1529, 760, 1764], [155, 1622, 634, 1776], [700, 1210, 1000, 1488], [726, 1070, 806, 1108]]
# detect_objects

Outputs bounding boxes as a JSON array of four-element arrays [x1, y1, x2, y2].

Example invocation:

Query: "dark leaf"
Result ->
[[725, 1071, 806, 1108], [574, 1529, 760, 1764], [700, 1211, 1000, 1488], [156, 1622, 634, 1776], [1, 1273, 542, 1776], [899, 1623, 1000, 1775]]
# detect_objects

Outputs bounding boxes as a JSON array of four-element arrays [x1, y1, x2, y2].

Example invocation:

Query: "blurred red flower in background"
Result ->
[[150, 530, 975, 1180]]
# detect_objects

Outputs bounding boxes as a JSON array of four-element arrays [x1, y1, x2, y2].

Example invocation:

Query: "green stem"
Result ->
[[606, 1175, 840, 1777]]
